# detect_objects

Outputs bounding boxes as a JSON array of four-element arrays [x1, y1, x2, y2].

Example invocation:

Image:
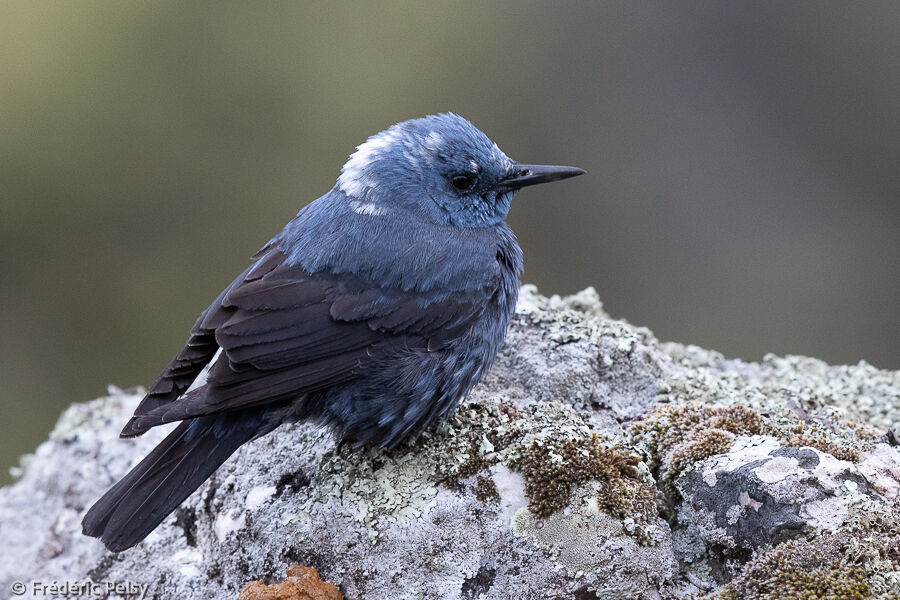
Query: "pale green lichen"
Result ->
[[517, 284, 657, 348], [49, 390, 144, 442], [771, 419, 875, 463], [9, 453, 33, 480], [660, 343, 900, 435], [287, 398, 599, 541], [700, 506, 900, 600], [511, 483, 674, 581]]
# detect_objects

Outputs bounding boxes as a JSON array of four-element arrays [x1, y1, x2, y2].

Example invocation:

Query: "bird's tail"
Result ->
[[82, 410, 270, 552]]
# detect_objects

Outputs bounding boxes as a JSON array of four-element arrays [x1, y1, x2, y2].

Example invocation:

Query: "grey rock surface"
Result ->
[[1, 285, 899, 599]]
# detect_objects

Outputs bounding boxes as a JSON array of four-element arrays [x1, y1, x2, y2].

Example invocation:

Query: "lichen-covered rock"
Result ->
[[676, 436, 900, 550], [1, 285, 899, 599]]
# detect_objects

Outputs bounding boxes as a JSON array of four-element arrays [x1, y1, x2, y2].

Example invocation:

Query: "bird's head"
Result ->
[[336, 113, 584, 228]]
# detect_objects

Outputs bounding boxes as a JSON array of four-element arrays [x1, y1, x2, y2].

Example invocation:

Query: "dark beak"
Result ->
[[496, 163, 586, 191]]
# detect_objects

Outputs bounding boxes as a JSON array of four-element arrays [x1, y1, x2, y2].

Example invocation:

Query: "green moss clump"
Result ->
[[511, 434, 658, 536], [786, 431, 860, 462], [473, 475, 500, 503], [630, 403, 763, 489], [772, 420, 873, 463], [664, 428, 735, 489], [708, 539, 870, 600], [697, 511, 900, 600], [436, 438, 496, 489], [597, 474, 658, 521]]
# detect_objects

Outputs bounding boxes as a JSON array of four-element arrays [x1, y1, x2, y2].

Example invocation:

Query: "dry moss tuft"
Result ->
[[473, 475, 500, 503], [436, 438, 496, 489], [664, 428, 735, 488], [238, 564, 343, 600], [706, 540, 870, 600], [774, 421, 873, 463], [696, 511, 900, 600], [511, 434, 659, 541], [630, 403, 762, 488]]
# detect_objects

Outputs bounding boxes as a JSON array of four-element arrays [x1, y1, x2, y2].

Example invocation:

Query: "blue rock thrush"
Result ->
[[82, 113, 584, 551]]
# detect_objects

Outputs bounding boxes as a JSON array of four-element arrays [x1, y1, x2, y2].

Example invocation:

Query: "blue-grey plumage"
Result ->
[[82, 113, 584, 551]]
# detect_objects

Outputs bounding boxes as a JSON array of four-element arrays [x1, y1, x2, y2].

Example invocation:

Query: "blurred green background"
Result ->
[[2, 2, 899, 483]]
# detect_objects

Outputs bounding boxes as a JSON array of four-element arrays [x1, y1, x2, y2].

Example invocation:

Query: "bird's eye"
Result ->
[[450, 173, 476, 192]]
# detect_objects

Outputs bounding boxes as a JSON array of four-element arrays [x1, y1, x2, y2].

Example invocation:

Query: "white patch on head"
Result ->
[[468, 159, 479, 172], [349, 199, 386, 216], [491, 143, 513, 173], [425, 130, 443, 148], [338, 127, 405, 196]]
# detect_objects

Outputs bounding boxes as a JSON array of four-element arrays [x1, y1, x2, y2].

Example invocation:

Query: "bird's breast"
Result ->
[[463, 225, 522, 373]]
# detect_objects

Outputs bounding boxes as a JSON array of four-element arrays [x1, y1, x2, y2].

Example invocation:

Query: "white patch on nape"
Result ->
[[349, 199, 386, 216], [338, 127, 405, 196], [491, 143, 513, 171]]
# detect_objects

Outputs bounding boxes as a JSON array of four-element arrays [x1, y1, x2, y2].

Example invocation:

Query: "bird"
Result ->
[[82, 113, 584, 552]]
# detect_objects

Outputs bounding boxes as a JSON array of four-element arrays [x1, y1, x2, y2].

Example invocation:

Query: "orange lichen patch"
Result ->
[[238, 564, 342, 600], [497, 402, 518, 419]]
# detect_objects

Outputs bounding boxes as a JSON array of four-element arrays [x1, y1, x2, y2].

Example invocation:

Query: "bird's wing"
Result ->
[[120, 247, 490, 436]]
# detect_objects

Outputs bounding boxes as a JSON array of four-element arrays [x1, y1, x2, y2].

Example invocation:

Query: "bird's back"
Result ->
[[274, 188, 513, 295]]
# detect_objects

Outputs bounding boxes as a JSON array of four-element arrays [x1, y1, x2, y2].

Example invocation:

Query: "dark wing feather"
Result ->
[[119, 278, 243, 437], [121, 248, 491, 436]]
